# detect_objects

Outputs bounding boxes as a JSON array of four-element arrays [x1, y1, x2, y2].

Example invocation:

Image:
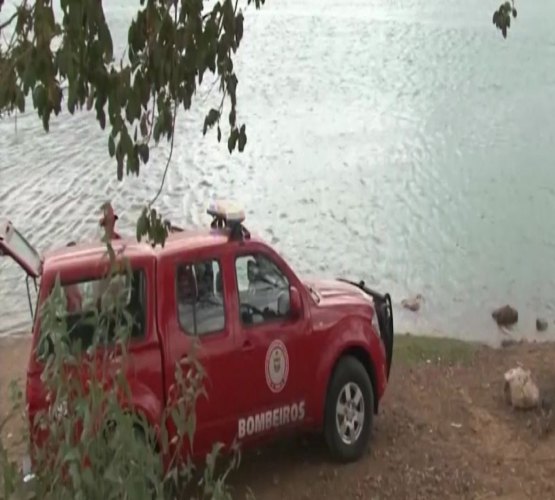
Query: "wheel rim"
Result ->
[[335, 382, 365, 445]]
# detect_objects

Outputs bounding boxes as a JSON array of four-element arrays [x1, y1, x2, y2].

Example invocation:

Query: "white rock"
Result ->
[[503, 367, 540, 410]]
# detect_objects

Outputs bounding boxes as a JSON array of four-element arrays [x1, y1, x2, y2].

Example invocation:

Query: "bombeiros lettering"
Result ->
[[238, 401, 306, 439]]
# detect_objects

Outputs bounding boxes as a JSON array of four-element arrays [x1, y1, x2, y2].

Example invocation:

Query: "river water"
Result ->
[[1, 0, 555, 345]]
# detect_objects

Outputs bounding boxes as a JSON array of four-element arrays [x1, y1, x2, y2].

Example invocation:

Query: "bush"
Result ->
[[0, 245, 241, 499]]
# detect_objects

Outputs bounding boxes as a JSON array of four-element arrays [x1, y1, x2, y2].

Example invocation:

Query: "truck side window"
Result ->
[[235, 254, 290, 325], [38, 269, 146, 357], [176, 259, 225, 336]]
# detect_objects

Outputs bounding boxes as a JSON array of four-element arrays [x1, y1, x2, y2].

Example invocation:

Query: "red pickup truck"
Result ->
[[0, 201, 394, 466]]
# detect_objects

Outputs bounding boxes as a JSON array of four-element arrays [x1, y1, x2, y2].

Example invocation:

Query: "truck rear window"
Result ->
[[176, 260, 225, 336], [38, 269, 146, 355]]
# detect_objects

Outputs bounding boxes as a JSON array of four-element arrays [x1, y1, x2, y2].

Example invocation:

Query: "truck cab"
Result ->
[[0, 201, 394, 465]]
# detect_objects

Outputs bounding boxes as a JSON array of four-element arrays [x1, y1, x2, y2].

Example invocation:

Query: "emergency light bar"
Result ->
[[207, 199, 249, 241], [207, 200, 245, 224]]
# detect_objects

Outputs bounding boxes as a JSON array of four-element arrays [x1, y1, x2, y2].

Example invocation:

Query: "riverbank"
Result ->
[[2, 334, 555, 498]]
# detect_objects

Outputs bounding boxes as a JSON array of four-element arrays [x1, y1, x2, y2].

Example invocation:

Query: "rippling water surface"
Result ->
[[2, 0, 555, 344]]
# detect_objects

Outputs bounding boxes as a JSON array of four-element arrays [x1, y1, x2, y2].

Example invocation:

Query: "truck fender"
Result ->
[[313, 318, 378, 427]]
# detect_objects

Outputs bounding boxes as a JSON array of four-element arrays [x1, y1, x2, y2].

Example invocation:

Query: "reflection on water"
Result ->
[[1, 0, 555, 344]]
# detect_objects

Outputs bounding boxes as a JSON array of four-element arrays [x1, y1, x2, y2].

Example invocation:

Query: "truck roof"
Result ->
[[1, 201, 256, 278], [42, 227, 260, 274]]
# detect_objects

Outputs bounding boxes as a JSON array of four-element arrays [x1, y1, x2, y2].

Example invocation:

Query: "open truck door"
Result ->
[[0, 219, 42, 319]]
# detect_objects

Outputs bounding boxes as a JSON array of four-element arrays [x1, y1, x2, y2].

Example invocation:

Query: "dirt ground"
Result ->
[[2, 334, 555, 499]]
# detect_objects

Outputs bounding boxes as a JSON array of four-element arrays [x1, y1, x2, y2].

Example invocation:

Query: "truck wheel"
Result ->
[[324, 356, 374, 463]]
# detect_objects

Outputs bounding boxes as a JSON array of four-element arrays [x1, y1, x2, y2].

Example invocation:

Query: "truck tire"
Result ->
[[324, 356, 374, 463]]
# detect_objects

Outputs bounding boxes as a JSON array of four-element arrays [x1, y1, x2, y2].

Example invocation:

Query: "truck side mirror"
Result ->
[[289, 286, 302, 319]]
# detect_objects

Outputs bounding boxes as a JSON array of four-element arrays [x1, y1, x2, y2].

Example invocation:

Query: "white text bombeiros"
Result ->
[[238, 400, 305, 439]]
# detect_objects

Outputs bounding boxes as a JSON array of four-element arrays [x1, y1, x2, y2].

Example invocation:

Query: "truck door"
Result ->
[[0, 219, 42, 320], [0, 219, 42, 278], [160, 249, 241, 458], [232, 246, 310, 444]]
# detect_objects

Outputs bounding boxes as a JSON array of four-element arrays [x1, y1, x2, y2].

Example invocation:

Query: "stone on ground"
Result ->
[[536, 318, 548, 332], [503, 367, 540, 410], [492, 305, 518, 327]]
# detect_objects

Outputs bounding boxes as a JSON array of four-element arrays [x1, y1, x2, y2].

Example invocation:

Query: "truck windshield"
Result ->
[[37, 269, 146, 356]]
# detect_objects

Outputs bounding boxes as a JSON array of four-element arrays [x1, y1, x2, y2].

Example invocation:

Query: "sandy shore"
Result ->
[[0, 334, 30, 412], [2, 334, 555, 498]]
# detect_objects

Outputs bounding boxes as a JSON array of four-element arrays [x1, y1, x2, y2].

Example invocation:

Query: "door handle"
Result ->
[[242, 339, 254, 352]]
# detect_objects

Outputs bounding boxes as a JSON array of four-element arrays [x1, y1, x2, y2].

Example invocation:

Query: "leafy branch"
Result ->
[[492, 0, 517, 38], [0, 0, 266, 247]]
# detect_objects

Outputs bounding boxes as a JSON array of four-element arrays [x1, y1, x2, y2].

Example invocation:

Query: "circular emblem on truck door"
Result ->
[[265, 339, 289, 393]]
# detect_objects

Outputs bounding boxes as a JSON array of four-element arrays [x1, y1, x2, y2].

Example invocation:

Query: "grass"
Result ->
[[393, 333, 482, 366]]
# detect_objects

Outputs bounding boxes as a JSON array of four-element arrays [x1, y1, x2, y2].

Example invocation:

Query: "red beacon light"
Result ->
[[207, 200, 250, 241]]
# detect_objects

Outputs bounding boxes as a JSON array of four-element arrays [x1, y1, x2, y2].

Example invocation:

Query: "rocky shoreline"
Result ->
[[401, 293, 552, 340]]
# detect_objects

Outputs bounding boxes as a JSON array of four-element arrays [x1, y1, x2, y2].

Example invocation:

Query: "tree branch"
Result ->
[[149, 1, 179, 208], [199, 74, 222, 104], [0, 9, 18, 32], [149, 98, 176, 207]]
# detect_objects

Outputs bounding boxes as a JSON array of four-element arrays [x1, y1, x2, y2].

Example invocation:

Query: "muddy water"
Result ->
[[1, 0, 555, 344]]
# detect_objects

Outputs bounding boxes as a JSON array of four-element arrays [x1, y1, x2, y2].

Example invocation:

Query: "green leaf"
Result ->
[[42, 110, 51, 132], [108, 134, 116, 157], [32, 85, 47, 110], [127, 148, 140, 175], [140, 113, 149, 137], [126, 88, 141, 123], [15, 88, 25, 113], [185, 412, 197, 443], [138, 143, 149, 163], [97, 107, 106, 130], [138, 71, 150, 106], [68, 84, 77, 114], [153, 118, 162, 143], [227, 128, 238, 153], [136, 210, 148, 241], [203, 108, 220, 135], [86, 92, 94, 111], [121, 127, 133, 157], [63, 447, 80, 464], [99, 23, 114, 63], [235, 13, 244, 46], [238, 124, 247, 152], [227, 74, 238, 106], [116, 142, 124, 180], [81, 467, 95, 490], [22, 65, 36, 95]]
